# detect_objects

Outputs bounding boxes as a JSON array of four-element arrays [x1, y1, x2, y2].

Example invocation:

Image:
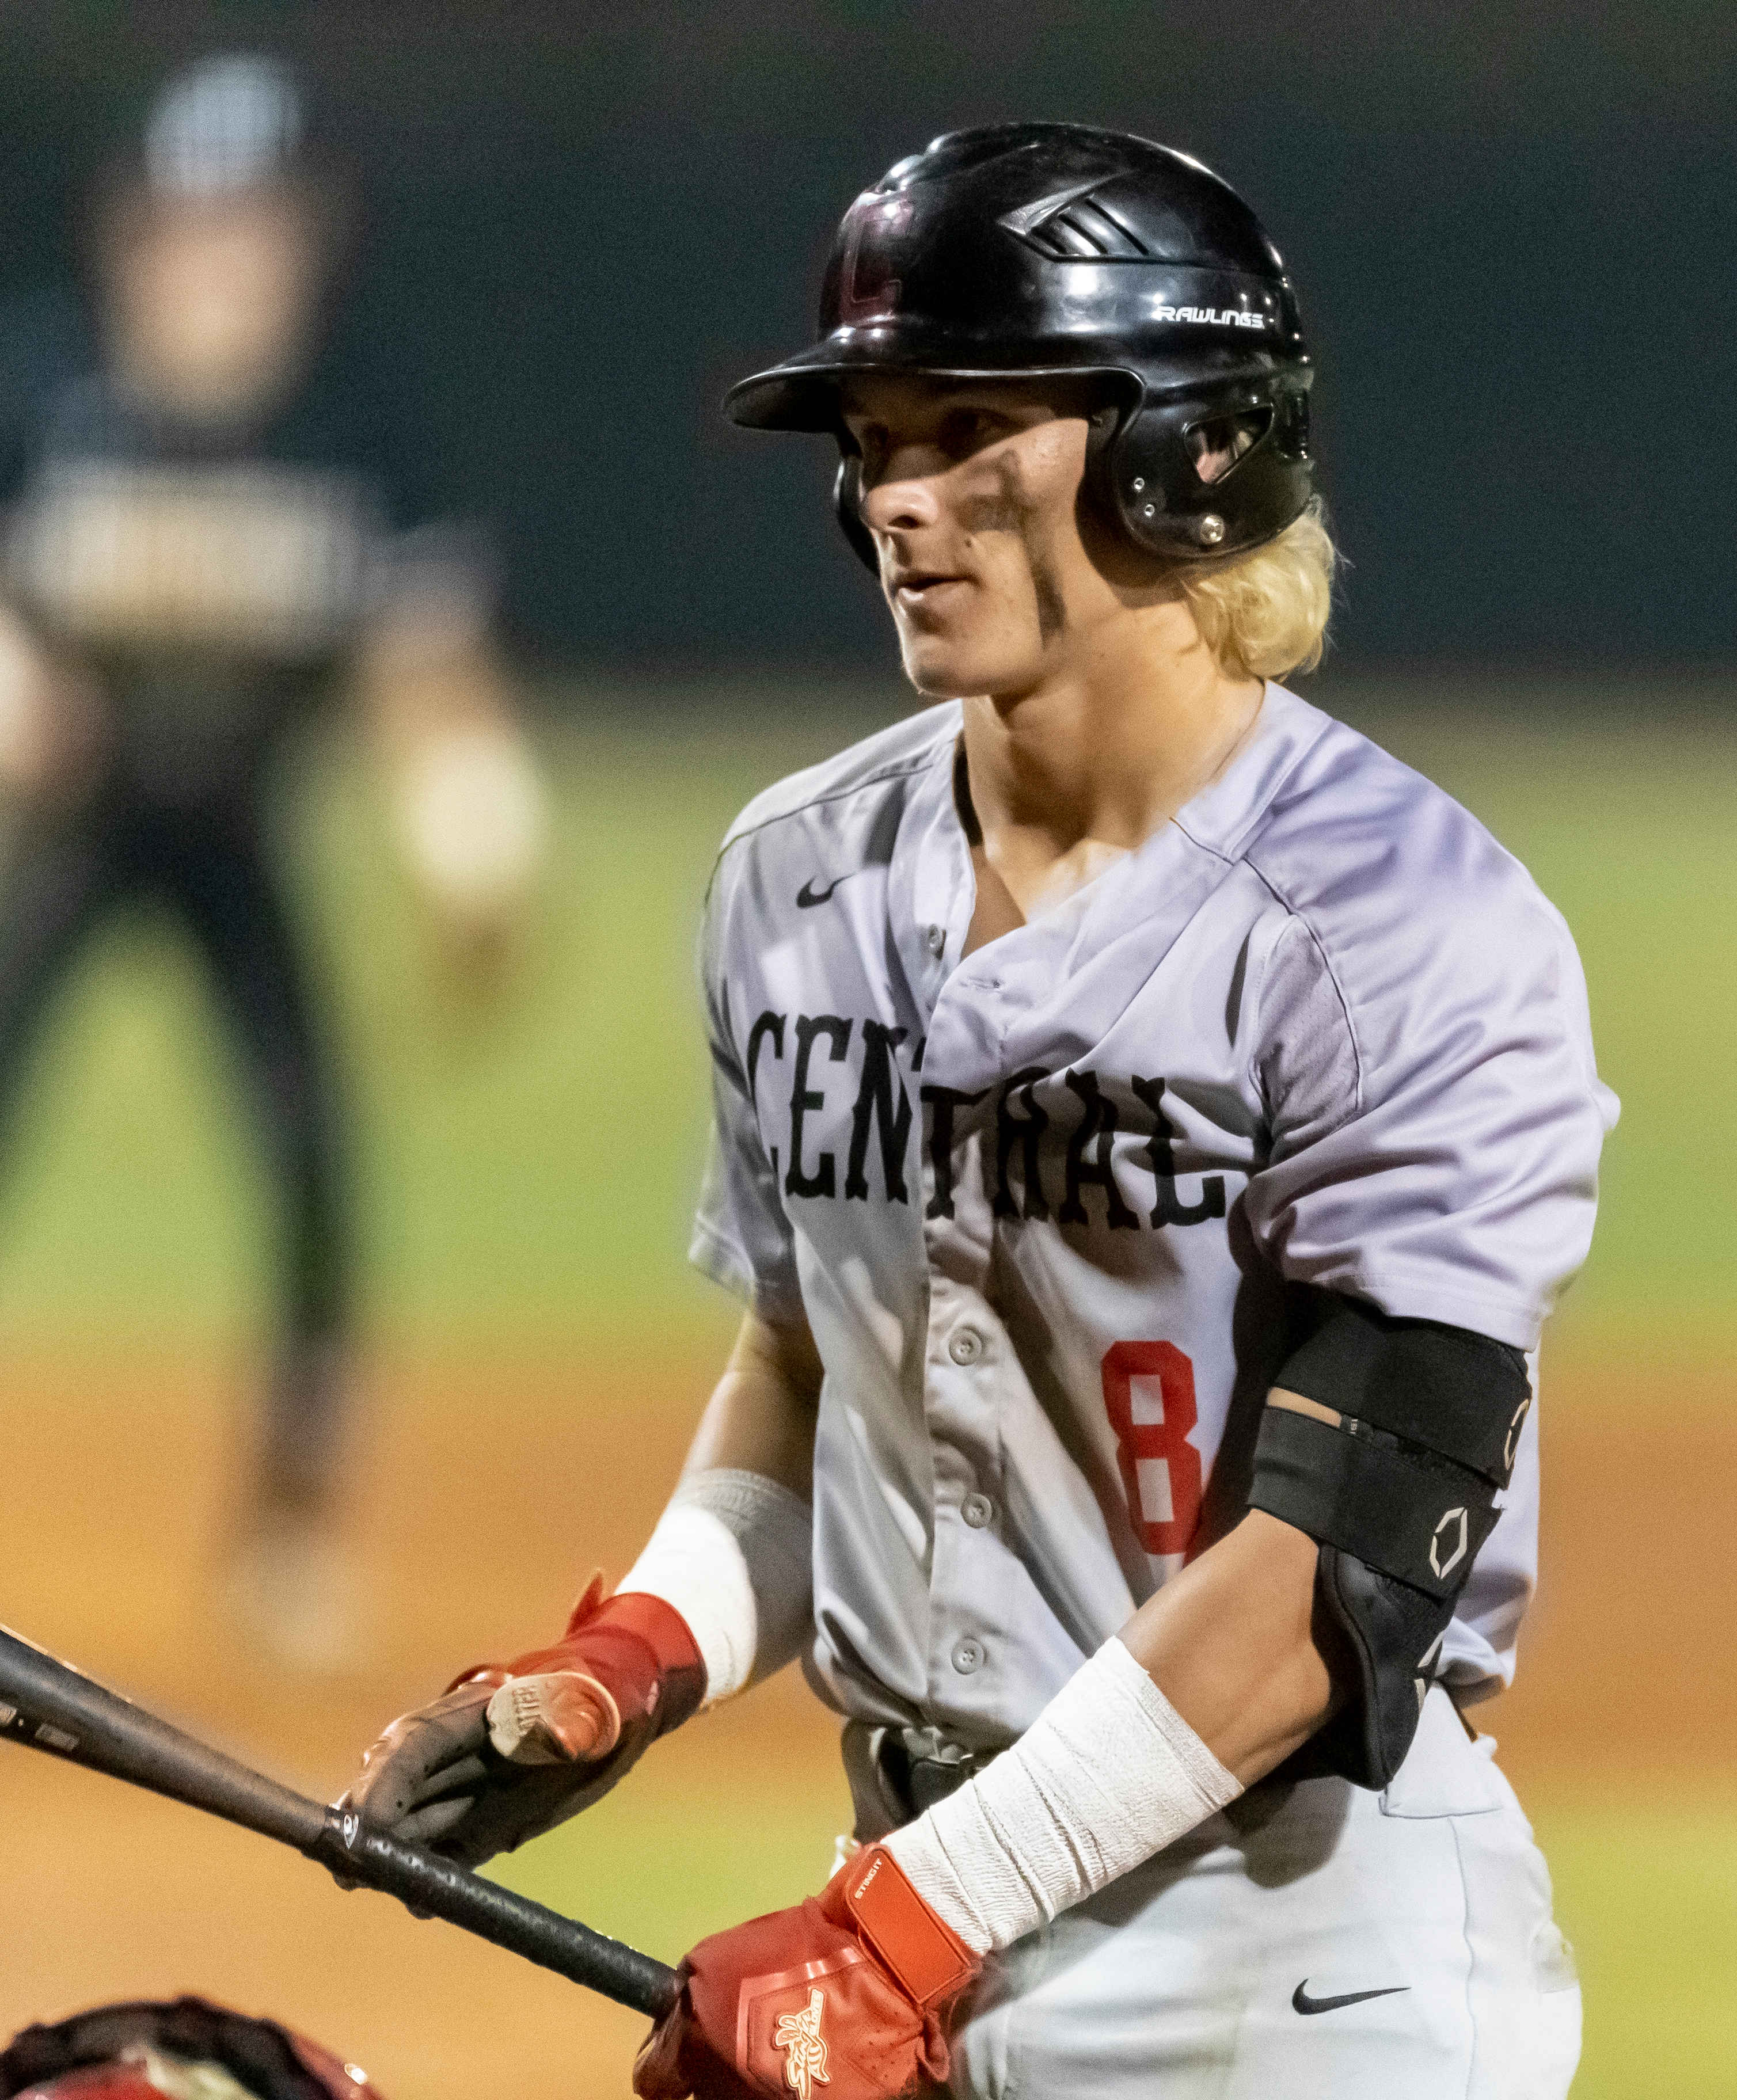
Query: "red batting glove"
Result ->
[[455, 1573, 706, 1771], [634, 1844, 980, 2100]]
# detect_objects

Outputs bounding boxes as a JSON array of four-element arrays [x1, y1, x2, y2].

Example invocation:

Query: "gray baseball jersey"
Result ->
[[690, 683, 1616, 1752]]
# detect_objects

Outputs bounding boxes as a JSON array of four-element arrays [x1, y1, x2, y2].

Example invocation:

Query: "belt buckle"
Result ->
[[894, 1726, 980, 1816], [909, 1753, 978, 1814]]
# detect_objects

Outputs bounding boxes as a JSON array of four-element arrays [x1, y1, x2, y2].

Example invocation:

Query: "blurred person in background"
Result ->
[[0, 54, 548, 1667]]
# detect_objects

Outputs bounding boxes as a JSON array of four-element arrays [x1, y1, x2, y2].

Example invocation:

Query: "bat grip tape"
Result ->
[[314, 1807, 679, 2018]]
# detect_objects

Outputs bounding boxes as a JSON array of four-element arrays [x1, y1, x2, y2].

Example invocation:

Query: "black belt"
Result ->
[[873, 1725, 999, 1822]]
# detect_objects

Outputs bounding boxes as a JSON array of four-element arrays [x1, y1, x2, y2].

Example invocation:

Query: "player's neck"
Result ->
[[957, 602, 1264, 896]]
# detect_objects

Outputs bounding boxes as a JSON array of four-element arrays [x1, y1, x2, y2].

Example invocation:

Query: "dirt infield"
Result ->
[[0, 1344, 1727, 2097], [1476, 1358, 1737, 1789]]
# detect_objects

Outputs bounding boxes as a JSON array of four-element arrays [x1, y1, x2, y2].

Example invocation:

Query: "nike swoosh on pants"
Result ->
[[1291, 1981, 1410, 2015]]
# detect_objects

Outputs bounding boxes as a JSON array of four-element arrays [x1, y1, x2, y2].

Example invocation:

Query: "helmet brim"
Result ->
[[725, 340, 1141, 432]]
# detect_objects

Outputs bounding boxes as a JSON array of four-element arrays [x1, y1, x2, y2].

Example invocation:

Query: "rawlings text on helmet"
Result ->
[[1153, 306, 1274, 330]]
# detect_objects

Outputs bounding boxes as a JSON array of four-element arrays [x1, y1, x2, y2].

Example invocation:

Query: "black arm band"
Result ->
[[1250, 1296, 1529, 1791], [1278, 1296, 1531, 1486], [1248, 1404, 1500, 1599]]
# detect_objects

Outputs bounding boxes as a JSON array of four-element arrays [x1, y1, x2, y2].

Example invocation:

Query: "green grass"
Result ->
[[0, 704, 862, 1345], [0, 688, 1731, 1357], [1532, 1791, 1737, 2098]]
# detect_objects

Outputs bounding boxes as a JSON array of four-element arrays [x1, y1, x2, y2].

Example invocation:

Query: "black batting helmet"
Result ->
[[726, 122, 1315, 569], [1, 1998, 374, 2100]]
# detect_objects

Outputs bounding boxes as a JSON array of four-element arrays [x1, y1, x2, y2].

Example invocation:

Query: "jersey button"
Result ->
[[951, 1637, 985, 1675], [948, 1327, 985, 1366], [961, 1492, 995, 1530], [926, 924, 946, 956]]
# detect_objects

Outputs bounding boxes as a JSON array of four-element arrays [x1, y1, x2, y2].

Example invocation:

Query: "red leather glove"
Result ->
[[634, 1844, 980, 2100], [345, 1576, 704, 1866]]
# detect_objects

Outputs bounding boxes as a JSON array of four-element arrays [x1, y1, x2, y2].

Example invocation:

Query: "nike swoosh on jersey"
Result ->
[[796, 873, 857, 908], [1291, 1981, 1410, 2016]]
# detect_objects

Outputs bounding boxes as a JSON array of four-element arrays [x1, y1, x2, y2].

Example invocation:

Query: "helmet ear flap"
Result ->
[[1100, 374, 1316, 562], [1081, 400, 1137, 552], [833, 456, 880, 575]]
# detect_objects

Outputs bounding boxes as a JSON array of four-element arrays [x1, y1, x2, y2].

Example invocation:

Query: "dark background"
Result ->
[[2, 0, 1732, 675]]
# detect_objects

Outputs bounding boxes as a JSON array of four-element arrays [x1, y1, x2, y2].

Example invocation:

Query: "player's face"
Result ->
[[100, 186, 325, 420], [841, 375, 1125, 702]]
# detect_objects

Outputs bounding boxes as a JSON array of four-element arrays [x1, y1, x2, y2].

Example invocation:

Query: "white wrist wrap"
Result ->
[[884, 1638, 1242, 1955], [619, 1469, 812, 1705]]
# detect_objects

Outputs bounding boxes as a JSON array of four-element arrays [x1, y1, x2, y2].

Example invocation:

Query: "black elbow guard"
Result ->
[[1248, 1298, 1531, 1790]]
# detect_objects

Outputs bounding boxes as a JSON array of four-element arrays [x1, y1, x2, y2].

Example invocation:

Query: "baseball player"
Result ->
[[0, 56, 544, 1663], [348, 125, 1614, 2097]]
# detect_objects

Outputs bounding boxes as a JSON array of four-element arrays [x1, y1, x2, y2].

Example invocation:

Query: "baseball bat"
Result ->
[[0, 1623, 679, 2021]]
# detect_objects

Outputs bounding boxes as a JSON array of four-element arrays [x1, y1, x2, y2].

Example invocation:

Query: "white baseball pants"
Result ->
[[947, 1690, 1580, 2099]]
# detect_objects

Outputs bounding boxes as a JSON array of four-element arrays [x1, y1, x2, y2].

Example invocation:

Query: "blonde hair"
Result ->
[[1176, 499, 1338, 681]]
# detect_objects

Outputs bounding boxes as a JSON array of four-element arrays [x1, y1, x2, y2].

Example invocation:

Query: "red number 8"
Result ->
[[1100, 1341, 1203, 1558]]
